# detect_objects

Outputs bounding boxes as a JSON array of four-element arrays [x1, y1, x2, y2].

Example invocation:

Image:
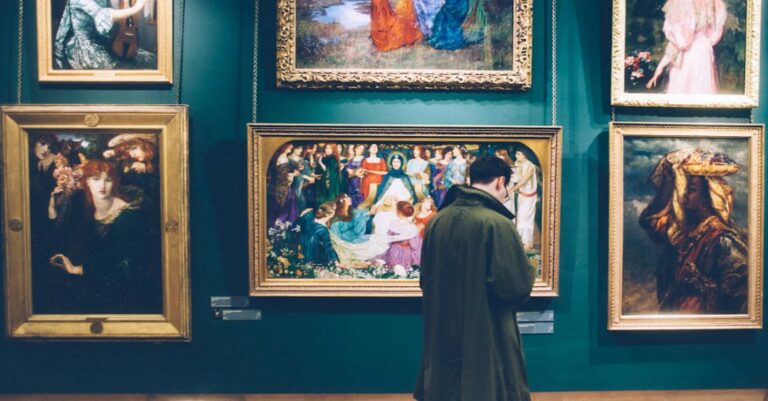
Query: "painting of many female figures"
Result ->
[[37, 0, 173, 82], [609, 123, 764, 330], [2, 105, 189, 340], [249, 125, 561, 297], [612, 0, 761, 107], [276, 0, 532, 89]]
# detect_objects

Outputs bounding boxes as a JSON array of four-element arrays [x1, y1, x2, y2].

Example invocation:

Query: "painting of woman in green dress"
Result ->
[[29, 132, 162, 314], [52, 0, 159, 70]]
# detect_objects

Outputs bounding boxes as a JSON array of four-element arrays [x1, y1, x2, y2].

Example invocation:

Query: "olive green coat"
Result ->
[[415, 185, 535, 401]]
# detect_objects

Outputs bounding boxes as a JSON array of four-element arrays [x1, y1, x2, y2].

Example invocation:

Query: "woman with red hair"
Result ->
[[370, 201, 423, 270], [49, 159, 162, 314]]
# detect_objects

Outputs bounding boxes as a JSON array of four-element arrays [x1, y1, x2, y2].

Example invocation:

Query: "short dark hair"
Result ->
[[469, 156, 511, 186]]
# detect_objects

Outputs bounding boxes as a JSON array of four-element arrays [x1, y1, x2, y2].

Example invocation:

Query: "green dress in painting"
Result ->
[[54, 0, 158, 70], [316, 155, 341, 205]]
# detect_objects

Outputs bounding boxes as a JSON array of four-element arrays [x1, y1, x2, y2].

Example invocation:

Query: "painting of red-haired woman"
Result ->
[[29, 133, 162, 314]]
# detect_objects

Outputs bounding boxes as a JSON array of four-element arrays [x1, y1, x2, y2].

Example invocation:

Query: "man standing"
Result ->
[[414, 156, 535, 401]]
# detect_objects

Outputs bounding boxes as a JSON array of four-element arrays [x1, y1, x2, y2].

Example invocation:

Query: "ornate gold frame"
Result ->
[[275, 0, 532, 90], [36, 0, 173, 83], [2, 105, 190, 340], [608, 122, 764, 330], [248, 124, 561, 296], [610, 0, 761, 108]]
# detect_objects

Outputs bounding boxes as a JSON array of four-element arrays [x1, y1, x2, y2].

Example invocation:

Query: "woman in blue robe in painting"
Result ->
[[330, 193, 383, 244], [296, 202, 339, 265], [54, 0, 157, 70], [405, 145, 431, 200], [344, 145, 367, 207], [373, 154, 419, 206], [443, 147, 468, 191], [427, 0, 486, 50]]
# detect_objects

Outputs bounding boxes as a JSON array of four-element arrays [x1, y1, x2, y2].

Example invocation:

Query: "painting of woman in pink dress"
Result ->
[[646, 0, 727, 94]]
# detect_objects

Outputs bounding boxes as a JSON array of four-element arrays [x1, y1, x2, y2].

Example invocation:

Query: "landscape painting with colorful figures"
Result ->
[[264, 140, 545, 281], [296, 0, 517, 70]]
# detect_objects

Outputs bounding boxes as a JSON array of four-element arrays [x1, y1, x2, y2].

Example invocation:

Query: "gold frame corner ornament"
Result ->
[[608, 122, 764, 330], [35, 0, 174, 83], [1, 104, 190, 340], [247, 124, 562, 297], [275, 0, 533, 90], [610, 0, 761, 108]]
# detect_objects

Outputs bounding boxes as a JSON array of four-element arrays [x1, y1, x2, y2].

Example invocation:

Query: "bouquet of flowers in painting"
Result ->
[[624, 50, 657, 90], [264, 141, 544, 280]]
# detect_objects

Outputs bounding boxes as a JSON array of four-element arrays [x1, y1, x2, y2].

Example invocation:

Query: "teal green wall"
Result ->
[[1, 0, 766, 393]]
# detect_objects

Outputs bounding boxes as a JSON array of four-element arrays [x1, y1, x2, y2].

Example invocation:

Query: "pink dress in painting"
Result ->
[[662, 0, 727, 94]]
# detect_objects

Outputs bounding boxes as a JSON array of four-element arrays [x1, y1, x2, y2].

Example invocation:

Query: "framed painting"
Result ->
[[248, 124, 561, 296], [2, 105, 189, 340], [276, 0, 532, 90], [36, 0, 173, 83], [611, 0, 761, 108], [608, 122, 764, 330]]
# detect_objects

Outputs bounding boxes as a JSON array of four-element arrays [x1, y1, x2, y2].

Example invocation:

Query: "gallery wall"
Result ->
[[0, 0, 766, 394]]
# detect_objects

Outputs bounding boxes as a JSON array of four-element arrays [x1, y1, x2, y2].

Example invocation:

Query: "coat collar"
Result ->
[[440, 185, 515, 220]]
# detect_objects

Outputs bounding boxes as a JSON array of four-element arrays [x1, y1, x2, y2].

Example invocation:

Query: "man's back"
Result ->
[[415, 185, 534, 401]]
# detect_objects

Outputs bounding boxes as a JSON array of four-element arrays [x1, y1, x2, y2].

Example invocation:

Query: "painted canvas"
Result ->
[[28, 131, 163, 314], [2, 105, 189, 340], [608, 123, 763, 330], [37, 0, 173, 82], [611, 0, 761, 107], [249, 125, 561, 296], [277, 0, 532, 89]]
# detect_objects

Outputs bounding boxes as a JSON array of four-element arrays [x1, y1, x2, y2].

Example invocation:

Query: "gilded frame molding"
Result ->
[[610, 0, 761, 108], [248, 124, 561, 297], [2, 105, 190, 340], [275, 0, 533, 90], [608, 122, 764, 330], [36, 0, 174, 83]]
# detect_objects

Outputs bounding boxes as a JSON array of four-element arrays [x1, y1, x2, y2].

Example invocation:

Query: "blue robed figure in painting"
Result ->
[[427, 0, 487, 50], [296, 202, 339, 265], [331, 194, 373, 244], [374, 154, 419, 205]]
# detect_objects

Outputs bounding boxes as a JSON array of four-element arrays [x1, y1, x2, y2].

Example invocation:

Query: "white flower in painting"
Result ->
[[393, 265, 407, 277]]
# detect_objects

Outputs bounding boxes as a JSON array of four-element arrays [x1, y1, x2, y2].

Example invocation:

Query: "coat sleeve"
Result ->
[[485, 221, 535, 307]]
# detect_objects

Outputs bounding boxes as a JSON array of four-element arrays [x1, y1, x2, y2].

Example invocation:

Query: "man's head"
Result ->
[[469, 156, 512, 203]]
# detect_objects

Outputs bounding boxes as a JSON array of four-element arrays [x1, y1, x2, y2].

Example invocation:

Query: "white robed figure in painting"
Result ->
[[511, 149, 537, 250]]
